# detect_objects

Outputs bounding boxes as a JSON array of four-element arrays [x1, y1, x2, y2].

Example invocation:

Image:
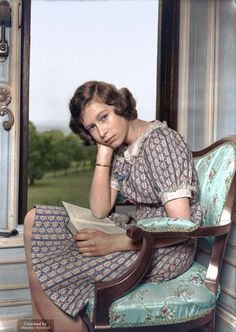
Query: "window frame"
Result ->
[[156, 0, 180, 130], [19, 0, 179, 224], [19, 0, 31, 224]]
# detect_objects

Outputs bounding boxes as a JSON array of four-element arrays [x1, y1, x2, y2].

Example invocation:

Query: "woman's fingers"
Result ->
[[74, 229, 114, 256], [76, 239, 94, 248], [74, 229, 99, 255]]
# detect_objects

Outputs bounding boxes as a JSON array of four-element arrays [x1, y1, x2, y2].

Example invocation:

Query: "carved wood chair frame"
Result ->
[[82, 136, 236, 332]]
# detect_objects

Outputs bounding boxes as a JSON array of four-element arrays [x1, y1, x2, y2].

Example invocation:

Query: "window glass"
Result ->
[[178, 0, 236, 150], [28, 0, 158, 209]]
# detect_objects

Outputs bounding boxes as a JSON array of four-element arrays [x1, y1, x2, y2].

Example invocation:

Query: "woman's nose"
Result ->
[[97, 125, 107, 138]]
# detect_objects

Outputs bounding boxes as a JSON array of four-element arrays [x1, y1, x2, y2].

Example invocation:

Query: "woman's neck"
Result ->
[[125, 119, 151, 145]]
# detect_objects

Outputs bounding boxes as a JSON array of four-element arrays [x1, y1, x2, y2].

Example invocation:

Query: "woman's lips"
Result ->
[[105, 136, 115, 144]]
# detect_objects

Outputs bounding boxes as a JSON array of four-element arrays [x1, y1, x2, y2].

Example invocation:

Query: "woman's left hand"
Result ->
[[74, 229, 115, 256]]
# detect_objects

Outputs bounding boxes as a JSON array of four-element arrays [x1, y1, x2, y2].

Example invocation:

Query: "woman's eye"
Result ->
[[100, 114, 108, 121], [88, 125, 96, 132]]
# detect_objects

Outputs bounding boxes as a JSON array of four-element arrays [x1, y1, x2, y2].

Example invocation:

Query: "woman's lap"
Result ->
[[30, 205, 195, 317]]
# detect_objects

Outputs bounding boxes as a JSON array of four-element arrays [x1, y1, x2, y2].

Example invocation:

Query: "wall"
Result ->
[[178, 1, 236, 331]]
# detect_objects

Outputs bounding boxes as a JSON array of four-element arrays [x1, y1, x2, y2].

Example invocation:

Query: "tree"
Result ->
[[40, 130, 71, 176], [86, 145, 97, 167], [64, 134, 83, 171], [28, 122, 46, 185], [28, 123, 97, 185], [65, 134, 97, 171]]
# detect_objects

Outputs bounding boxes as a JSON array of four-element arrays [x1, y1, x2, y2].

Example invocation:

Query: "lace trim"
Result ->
[[123, 120, 167, 163], [160, 188, 192, 205]]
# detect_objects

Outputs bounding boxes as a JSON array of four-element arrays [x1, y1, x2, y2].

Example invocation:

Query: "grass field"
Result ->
[[28, 169, 94, 209]]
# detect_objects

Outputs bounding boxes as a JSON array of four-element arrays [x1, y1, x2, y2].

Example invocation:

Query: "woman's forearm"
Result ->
[[110, 233, 142, 252], [75, 230, 189, 257], [89, 144, 115, 218], [90, 165, 113, 218], [110, 233, 186, 253]]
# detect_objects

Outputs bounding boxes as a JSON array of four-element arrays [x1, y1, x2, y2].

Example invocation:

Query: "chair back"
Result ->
[[193, 139, 236, 231]]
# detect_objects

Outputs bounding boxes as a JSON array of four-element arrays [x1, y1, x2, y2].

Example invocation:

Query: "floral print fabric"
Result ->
[[194, 143, 236, 227], [85, 261, 220, 327]]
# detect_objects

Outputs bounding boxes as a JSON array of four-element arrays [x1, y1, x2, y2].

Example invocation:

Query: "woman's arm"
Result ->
[[89, 144, 117, 218], [75, 230, 140, 256], [164, 197, 191, 219], [75, 197, 192, 257], [75, 227, 187, 257]]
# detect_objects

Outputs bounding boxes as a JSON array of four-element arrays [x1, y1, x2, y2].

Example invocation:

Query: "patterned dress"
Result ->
[[31, 120, 202, 317]]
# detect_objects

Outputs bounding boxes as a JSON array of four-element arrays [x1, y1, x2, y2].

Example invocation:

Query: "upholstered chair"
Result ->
[[82, 136, 236, 332]]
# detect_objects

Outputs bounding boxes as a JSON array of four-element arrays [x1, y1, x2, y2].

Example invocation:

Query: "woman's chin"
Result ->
[[110, 140, 122, 149]]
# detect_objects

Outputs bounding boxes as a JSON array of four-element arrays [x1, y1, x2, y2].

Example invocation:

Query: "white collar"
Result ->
[[122, 120, 167, 163]]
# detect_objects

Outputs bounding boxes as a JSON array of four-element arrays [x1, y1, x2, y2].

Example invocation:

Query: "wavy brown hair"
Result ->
[[69, 81, 138, 145]]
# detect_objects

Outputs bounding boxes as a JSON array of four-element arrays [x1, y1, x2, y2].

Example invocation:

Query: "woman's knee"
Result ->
[[24, 208, 36, 237]]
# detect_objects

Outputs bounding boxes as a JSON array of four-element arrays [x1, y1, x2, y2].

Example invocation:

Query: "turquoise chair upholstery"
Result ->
[[86, 261, 220, 327], [137, 142, 236, 242], [194, 143, 235, 227], [137, 217, 198, 233], [84, 137, 236, 332]]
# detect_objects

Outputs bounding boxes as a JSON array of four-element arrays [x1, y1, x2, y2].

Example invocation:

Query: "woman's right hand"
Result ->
[[96, 143, 113, 164]]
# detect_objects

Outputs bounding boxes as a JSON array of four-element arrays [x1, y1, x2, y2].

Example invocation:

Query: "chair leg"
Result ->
[[201, 310, 215, 332], [81, 314, 93, 332]]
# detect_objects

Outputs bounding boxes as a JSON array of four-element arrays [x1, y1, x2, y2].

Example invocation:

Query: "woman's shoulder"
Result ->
[[147, 124, 193, 165], [112, 121, 189, 163], [119, 121, 171, 162], [142, 122, 192, 161], [144, 121, 179, 145]]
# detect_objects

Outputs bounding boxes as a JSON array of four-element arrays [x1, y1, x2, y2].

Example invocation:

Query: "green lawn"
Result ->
[[28, 169, 94, 209]]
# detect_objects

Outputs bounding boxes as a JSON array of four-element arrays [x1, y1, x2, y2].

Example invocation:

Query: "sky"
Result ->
[[29, 0, 158, 133]]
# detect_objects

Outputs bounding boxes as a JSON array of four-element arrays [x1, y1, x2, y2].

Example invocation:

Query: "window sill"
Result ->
[[0, 225, 24, 248]]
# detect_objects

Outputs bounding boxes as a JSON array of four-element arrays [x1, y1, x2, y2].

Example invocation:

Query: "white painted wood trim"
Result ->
[[217, 305, 236, 330], [213, 0, 220, 142], [7, 0, 21, 230], [0, 283, 29, 291], [0, 257, 26, 264], [204, 0, 216, 145], [0, 234, 24, 248], [177, 0, 190, 138], [0, 299, 31, 308]]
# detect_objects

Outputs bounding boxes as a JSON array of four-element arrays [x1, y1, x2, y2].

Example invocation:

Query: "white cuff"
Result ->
[[161, 188, 192, 205]]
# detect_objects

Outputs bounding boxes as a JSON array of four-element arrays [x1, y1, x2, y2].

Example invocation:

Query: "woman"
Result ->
[[24, 81, 202, 332]]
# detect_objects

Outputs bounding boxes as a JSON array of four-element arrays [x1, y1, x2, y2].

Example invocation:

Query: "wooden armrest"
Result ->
[[93, 226, 154, 328], [148, 223, 231, 294], [150, 223, 231, 294], [92, 222, 231, 328], [149, 222, 231, 239]]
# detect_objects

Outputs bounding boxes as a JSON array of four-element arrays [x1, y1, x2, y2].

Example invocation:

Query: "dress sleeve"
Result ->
[[144, 127, 198, 205]]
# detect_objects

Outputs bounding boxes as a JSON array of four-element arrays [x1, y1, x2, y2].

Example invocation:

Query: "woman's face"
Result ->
[[82, 101, 129, 148]]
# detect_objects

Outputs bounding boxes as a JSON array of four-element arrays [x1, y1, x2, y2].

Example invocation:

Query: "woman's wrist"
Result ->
[[96, 156, 112, 166], [96, 144, 113, 164], [95, 163, 110, 167], [110, 233, 141, 252]]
